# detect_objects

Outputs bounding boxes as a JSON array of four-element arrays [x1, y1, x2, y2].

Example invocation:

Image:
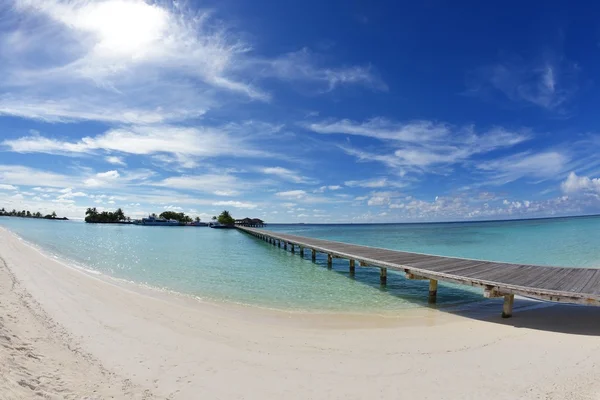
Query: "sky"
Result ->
[[1, 0, 600, 223]]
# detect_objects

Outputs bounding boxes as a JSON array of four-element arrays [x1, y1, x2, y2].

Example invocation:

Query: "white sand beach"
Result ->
[[2, 226, 600, 400]]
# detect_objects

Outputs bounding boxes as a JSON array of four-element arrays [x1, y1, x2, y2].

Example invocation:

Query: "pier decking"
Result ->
[[237, 226, 600, 317]]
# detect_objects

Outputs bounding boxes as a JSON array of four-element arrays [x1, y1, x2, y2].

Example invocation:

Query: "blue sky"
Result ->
[[1, 0, 600, 222]]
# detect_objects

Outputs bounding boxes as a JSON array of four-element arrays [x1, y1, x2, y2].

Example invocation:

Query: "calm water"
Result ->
[[1, 216, 599, 313]]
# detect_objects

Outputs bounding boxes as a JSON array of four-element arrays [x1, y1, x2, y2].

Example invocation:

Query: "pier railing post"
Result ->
[[311, 249, 316, 262], [380, 268, 387, 285], [327, 254, 333, 269], [502, 294, 514, 318], [349, 259, 355, 274], [428, 279, 438, 304]]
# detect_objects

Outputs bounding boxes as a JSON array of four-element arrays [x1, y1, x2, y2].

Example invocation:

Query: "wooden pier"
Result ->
[[237, 226, 600, 318]]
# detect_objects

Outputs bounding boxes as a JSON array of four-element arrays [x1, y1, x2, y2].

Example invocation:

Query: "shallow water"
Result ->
[[1, 216, 599, 312]]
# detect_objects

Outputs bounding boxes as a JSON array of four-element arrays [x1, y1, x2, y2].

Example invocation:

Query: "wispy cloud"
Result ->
[[345, 177, 405, 188], [313, 185, 342, 193], [0, 1, 384, 124], [476, 151, 569, 185], [105, 155, 126, 166], [256, 48, 387, 92], [3, 124, 275, 167], [0, 184, 18, 190], [258, 166, 316, 184], [467, 56, 579, 111], [212, 200, 258, 209], [306, 118, 530, 175]]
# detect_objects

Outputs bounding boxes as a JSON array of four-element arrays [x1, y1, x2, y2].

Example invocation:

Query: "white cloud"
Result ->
[[275, 190, 307, 199], [97, 170, 120, 179], [345, 178, 405, 188], [212, 200, 257, 209], [259, 167, 315, 184], [84, 170, 120, 187], [313, 185, 342, 193], [477, 151, 568, 184], [0, 1, 383, 125], [306, 118, 530, 175], [0, 184, 18, 190], [561, 172, 600, 194], [105, 156, 126, 166], [258, 48, 387, 92], [305, 118, 448, 142], [3, 125, 274, 167], [0, 165, 75, 187]]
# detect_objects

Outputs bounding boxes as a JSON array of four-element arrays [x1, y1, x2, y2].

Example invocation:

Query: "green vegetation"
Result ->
[[0, 207, 67, 220], [159, 211, 193, 223], [217, 210, 235, 225], [85, 207, 129, 223]]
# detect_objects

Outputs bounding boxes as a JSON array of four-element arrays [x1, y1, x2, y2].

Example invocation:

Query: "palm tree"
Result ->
[[217, 210, 235, 225], [195, 217, 201, 223], [212, 216, 217, 221], [115, 208, 125, 221], [51, 211, 57, 219]]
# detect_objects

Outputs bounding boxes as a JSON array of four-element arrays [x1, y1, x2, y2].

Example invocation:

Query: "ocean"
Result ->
[[1, 216, 599, 313]]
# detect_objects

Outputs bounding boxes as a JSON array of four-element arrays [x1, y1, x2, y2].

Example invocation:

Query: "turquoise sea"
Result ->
[[1, 216, 599, 313]]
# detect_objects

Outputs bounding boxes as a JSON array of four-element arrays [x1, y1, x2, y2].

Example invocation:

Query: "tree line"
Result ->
[[0, 208, 65, 220], [85, 207, 129, 223]]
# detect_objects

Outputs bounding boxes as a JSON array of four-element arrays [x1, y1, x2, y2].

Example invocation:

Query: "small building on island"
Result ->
[[235, 217, 266, 227]]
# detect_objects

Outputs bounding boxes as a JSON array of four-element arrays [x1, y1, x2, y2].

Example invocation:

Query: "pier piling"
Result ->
[[327, 254, 333, 269], [502, 294, 514, 318], [311, 249, 316, 262], [349, 259, 355, 274], [428, 279, 438, 304], [380, 268, 387, 285]]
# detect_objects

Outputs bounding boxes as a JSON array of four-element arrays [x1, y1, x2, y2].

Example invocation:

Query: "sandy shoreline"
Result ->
[[2, 227, 600, 399]]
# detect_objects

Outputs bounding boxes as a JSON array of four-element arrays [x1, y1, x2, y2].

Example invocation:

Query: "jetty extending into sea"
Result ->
[[237, 226, 600, 318]]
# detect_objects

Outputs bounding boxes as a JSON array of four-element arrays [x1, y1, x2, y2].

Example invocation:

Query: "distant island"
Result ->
[[0, 208, 68, 220], [83, 208, 264, 228], [85, 207, 204, 225]]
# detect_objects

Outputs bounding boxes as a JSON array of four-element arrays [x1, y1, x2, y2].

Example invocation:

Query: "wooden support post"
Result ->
[[428, 279, 438, 304], [278, 240, 281, 248], [327, 254, 333, 269], [284, 242, 287, 250], [380, 268, 387, 285], [311, 249, 316, 262], [502, 294, 514, 318], [359, 261, 367, 267], [349, 259, 355, 274], [291, 244, 295, 254], [300, 247, 304, 257]]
